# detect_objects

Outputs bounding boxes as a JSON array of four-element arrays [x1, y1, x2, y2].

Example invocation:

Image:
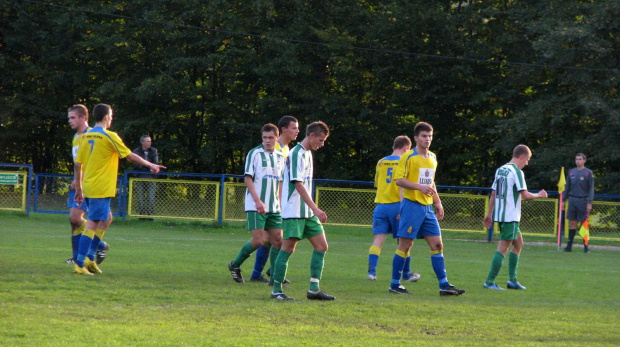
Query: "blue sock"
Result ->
[[368, 254, 379, 276], [72, 234, 81, 260], [252, 245, 270, 279], [391, 251, 407, 288], [402, 256, 412, 279], [87, 235, 101, 261], [431, 253, 450, 289], [76, 234, 93, 267]]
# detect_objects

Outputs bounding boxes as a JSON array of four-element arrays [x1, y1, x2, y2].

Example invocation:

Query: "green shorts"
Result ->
[[282, 216, 324, 240], [498, 222, 521, 241], [246, 212, 282, 231]]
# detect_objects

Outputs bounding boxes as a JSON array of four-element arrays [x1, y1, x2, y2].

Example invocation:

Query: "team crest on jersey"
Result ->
[[418, 168, 435, 185]]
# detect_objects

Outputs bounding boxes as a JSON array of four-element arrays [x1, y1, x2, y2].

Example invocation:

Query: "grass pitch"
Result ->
[[0, 212, 618, 346]]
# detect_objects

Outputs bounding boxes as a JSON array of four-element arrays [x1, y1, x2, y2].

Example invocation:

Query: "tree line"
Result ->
[[1, 0, 618, 193]]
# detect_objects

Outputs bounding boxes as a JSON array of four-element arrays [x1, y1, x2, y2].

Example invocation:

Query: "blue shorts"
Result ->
[[85, 198, 111, 221], [397, 199, 441, 239], [372, 202, 400, 238], [67, 190, 88, 211]]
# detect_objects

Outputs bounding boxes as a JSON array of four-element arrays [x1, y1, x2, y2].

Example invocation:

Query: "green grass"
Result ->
[[1, 212, 618, 346]]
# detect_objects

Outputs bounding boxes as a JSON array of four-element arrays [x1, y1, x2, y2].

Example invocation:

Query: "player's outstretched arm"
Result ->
[[126, 153, 166, 174], [520, 189, 548, 201]]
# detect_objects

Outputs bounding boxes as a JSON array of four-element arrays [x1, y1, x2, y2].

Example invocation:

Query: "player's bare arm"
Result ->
[[294, 181, 327, 223], [126, 153, 166, 174], [432, 186, 444, 221], [244, 175, 266, 214], [483, 191, 496, 229], [520, 189, 548, 201], [73, 162, 84, 204]]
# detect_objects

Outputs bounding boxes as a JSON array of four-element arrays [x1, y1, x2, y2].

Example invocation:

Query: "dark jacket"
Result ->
[[132, 147, 159, 177]]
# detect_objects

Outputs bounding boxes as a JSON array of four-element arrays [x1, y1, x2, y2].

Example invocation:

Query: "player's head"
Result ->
[[67, 104, 89, 130], [413, 122, 433, 150], [512, 144, 532, 168], [93, 103, 113, 127], [261, 123, 278, 151], [305, 121, 329, 151], [278, 115, 300, 143], [575, 153, 586, 168], [140, 135, 152, 149], [392, 135, 412, 151]]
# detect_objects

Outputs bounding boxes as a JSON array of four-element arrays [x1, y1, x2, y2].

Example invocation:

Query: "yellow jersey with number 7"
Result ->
[[76, 126, 132, 198]]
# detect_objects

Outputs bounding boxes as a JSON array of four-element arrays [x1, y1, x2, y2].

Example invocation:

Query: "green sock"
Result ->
[[508, 252, 519, 282], [232, 241, 255, 268], [486, 251, 504, 284], [269, 246, 280, 273], [310, 250, 326, 292], [273, 250, 291, 293]]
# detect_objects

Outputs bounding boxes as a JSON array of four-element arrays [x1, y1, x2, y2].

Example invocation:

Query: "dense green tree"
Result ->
[[1, 0, 617, 193]]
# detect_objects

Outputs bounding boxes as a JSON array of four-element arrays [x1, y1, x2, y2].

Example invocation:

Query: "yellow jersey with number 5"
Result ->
[[76, 126, 132, 198], [374, 155, 402, 204]]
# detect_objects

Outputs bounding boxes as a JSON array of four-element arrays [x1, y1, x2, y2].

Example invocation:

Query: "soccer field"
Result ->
[[1, 212, 618, 346]]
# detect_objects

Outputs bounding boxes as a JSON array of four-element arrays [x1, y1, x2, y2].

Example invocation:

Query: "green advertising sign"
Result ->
[[0, 173, 19, 185]]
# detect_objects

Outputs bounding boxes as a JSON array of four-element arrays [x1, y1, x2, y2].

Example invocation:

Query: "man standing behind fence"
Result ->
[[483, 144, 547, 290], [562, 153, 594, 253], [65, 104, 109, 265], [270, 121, 334, 301], [132, 135, 159, 221], [73, 104, 165, 275]]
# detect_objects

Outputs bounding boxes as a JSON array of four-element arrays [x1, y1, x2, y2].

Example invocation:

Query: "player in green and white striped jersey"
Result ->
[[483, 145, 547, 290], [228, 124, 285, 284], [270, 121, 335, 301]]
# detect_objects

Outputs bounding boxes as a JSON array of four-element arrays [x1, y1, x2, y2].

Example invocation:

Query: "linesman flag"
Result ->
[[558, 167, 566, 194], [557, 167, 566, 249], [579, 217, 590, 246]]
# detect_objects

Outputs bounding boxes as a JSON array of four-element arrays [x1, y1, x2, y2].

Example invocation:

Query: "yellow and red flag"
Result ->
[[579, 218, 590, 246]]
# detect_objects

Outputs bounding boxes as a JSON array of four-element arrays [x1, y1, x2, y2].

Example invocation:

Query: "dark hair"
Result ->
[[413, 122, 433, 137], [512, 144, 531, 158], [392, 135, 411, 150], [278, 115, 298, 131], [576, 153, 587, 160], [92, 103, 111, 122], [306, 121, 329, 137], [140, 135, 151, 143], [68, 104, 88, 118], [262, 123, 279, 136]]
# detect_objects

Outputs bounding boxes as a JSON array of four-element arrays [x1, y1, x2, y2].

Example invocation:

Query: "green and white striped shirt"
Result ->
[[282, 143, 314, 219], [491, 163, 527, 223], [244, 145, 285, 213]]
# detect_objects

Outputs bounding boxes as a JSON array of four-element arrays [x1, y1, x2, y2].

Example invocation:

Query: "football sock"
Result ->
[[272, 250, 291, 293], [430, 250, 449, 289], [566, 229, 576, 250], [508, 252, 519, 282], [72, 221, 85, 260], [368, 245, 381, 275], [232, 241, 256, 268], [391, 250, 407, 288], [403, 255, 412, 279], [310, 250, 325, 291], [252, 245, 270, 279], [486, 251, 504, 284], [76, 228, 95, 267], [268, 246, 280, 274], [87, 228, 106, 261]]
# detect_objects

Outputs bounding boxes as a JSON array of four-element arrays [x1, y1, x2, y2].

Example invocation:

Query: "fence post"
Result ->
[[218, 175, 225, 226]]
